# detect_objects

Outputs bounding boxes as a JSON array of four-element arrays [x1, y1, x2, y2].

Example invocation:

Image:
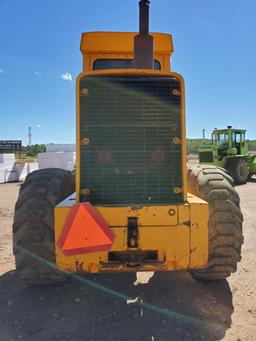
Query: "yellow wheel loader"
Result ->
[[13, 1, 243, 285]]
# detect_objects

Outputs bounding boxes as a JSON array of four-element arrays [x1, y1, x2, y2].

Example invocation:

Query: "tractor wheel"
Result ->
[[226, 158, 248, 185], [187, 165, 243, 281], [13, 168, 75, 285]]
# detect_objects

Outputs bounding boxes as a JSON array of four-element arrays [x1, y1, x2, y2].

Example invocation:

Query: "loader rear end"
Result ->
[[54, 26, 209, 274], [13, 0, 243, 285]]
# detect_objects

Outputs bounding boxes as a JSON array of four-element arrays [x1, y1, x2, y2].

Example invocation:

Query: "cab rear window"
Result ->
[[93, 59, 161, 70]]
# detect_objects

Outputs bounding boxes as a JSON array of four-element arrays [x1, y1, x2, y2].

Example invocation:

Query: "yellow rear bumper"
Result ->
[[54, 194, 208, 273]]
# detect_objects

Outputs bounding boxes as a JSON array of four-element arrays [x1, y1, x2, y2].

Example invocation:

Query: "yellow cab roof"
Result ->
[[80, 32, 173, 55]]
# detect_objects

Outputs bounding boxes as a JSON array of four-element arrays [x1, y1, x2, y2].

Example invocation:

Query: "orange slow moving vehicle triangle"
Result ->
[[57, 203, 115, 256]]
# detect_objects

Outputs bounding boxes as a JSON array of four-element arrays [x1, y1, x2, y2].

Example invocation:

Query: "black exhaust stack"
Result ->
[[134, 0, 154, 69]]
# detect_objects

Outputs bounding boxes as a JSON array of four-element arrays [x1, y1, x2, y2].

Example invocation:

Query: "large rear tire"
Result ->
[[226, 158, 248, 185], [187, 166, 243, 281], [13, 168, 75, 285]]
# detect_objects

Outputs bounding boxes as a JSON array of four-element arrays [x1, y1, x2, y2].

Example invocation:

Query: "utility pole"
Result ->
[[28, 126, 32, 146]]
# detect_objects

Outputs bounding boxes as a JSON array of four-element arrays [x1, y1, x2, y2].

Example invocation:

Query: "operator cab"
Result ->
[[212, 131, 228, 147], [212, 128, 246, 155], [231, 130, 246, 155]]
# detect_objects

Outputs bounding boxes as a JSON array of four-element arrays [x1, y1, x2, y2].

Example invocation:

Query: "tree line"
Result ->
[[16, 144, 46, 157]]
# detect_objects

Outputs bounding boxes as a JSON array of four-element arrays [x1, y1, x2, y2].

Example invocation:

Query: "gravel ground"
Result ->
[[0, 181, 255, 341]]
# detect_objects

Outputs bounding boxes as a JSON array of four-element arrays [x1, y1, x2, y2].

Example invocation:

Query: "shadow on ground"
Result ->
[[0, 270, 233, 341]]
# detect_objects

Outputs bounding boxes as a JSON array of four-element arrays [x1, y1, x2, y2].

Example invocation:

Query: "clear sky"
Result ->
[[0, 0, 256, 145]]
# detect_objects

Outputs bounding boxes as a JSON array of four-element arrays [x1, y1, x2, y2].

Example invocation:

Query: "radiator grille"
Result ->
[[79, 76, 183, 205], [199, 151, 214, 163]]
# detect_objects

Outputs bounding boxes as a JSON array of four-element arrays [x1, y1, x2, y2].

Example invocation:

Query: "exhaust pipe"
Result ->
[[134, 0, 154, 69]]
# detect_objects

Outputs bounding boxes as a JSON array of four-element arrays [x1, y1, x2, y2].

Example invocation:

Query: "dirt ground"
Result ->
[[0, 181, 256, 341]]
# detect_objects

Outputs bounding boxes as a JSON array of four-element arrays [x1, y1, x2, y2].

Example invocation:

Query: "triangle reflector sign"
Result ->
[[57, 203, 115, 256]]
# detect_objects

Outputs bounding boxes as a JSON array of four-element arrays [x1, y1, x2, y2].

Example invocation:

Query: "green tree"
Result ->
[[23, 144, 46, 156]]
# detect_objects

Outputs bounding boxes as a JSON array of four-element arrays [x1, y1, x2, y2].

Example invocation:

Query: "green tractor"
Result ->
[[199, 126, 256, 184]]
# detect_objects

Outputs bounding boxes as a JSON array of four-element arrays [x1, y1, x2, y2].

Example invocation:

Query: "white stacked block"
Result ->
[[46, 144, 76, 153], [15, 162, 39, 182], [28, 162, 39, 173], [0, 172, 5, 183], [66, 162, 75, 172], [0, 163, 15, 172], [38, 152, 62, 169], [4, 170, 18, 182], [0, 153, 15, 164], [0, 153, 39, 183], [0, 168, 18, 183], [38, 152, 76, 171], [0, 153, 17, 183], [15, 163, 27, 182]]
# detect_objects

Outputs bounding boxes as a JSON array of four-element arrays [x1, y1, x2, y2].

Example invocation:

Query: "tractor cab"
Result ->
[[211, 127, 247, 155], [199, 126, 248, 167]]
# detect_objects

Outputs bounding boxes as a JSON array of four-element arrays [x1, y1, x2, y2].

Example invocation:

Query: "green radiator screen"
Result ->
[[79, 76, 183, 205]]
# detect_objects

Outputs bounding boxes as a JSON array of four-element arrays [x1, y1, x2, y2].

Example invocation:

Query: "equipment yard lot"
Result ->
[[0, 182, 255, 341]]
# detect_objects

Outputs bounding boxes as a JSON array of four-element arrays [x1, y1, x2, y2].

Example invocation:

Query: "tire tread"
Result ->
[[188, 165, 243, 280], [13, 168, 75, 285]]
